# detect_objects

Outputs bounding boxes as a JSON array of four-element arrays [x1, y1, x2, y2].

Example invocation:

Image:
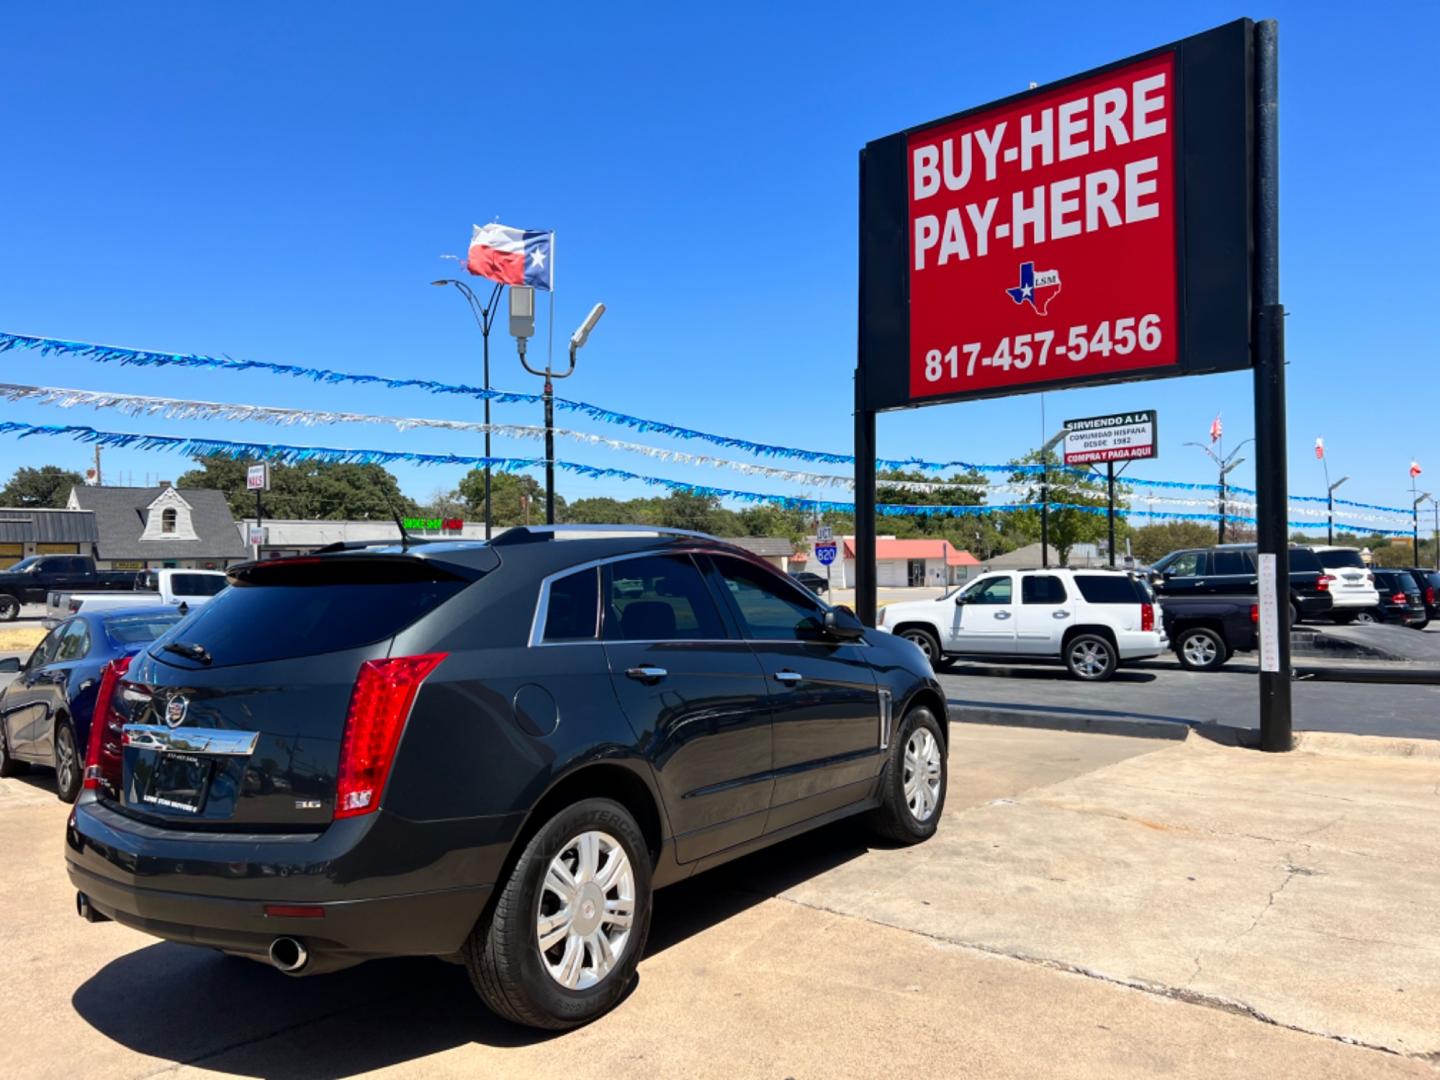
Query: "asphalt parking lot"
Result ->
[[4, 722, 1437, 1079]]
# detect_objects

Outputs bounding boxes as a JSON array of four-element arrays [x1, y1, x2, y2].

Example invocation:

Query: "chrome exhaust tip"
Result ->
[[267, 936, 309, 974]]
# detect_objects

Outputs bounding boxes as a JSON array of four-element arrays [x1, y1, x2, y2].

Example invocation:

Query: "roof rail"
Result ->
[[489, 524, 719, 546], [310, 537, 437, 554]]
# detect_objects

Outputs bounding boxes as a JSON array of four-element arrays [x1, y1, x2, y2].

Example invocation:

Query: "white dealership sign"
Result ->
[[1062, 410, 1157, 465]]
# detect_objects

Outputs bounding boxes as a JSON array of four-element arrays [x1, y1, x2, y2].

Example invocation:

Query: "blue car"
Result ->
[[0, 607, 186, 801]]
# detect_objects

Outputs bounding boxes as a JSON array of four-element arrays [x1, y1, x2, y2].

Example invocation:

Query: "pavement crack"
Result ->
[[765, 891, 1432, 1062]]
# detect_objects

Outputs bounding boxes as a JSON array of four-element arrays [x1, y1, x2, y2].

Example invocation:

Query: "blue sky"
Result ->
[[1, 2, 1434, 530]]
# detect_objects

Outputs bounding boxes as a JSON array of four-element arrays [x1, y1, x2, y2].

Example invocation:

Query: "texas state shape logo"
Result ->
[[1005, 261, 1062, 315]]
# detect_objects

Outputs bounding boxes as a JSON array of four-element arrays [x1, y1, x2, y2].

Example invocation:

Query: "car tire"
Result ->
[[0, 723, 26, 778], [1290, 602, 1302, 626], [1353, 610, 1378, 625], [54, 719, 82, 802], [1175, 627, 1228, 672], [465, 797, 651, 1030], [1413, 619, 1429, 631], [869, 705, 947, 845], [898, 627, 942, 667], [1064, 633, 1117, 681], [0, 596, 18, 621]]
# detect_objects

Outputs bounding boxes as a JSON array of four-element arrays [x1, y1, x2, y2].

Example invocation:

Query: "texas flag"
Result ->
[[1411, 460, 1424, 478], [1209, 414, 1223, 443], [467, 223, 554, 290], [1314, 437, 1325, 461]]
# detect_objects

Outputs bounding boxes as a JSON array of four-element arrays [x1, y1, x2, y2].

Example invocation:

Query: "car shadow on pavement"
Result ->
[[70, 823, 872, 1075], [944, 663, 1158, 683], [73, 944, 562, 1076]]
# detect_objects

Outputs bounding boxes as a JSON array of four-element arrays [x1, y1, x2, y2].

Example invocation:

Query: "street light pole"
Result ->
[[516, 293, 605, 524], [1325, 474, 1350, 546], [1413, 490, 1431, 566], [1186, 437, 1253, 543], [432, 278, 503, 539]]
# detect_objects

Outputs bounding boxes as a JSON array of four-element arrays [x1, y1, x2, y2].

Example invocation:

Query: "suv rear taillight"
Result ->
[[1140, 603, 1154, 632], [1427, 587, 1435, 606], [1392, 592, 1409, 605], [83, 654, 132, 795], [1317, 575, 1332, 591], [1250, 604, 1259, 623], [334, 653, 447, 819]]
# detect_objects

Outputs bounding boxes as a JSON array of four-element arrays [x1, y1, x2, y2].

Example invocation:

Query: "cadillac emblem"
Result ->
[[164, 695, 189, 728]]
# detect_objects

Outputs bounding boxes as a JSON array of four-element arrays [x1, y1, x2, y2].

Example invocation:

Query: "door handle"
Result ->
[[1053, 610, 1071, 618], [773, 670, 803, 684], [625, 666, 667, 683], [993, 611, 1012, 620]]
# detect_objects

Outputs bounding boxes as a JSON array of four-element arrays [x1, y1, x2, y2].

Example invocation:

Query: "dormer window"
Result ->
[[161, 508, 177, 534]]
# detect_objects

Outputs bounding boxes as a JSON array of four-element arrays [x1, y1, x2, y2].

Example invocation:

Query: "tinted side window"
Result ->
[[29, 626, 65, 668], [171, 573, 227, 597], [1163, 552, 1201, 576], [964, 576, 1013, 605], [709, 556, 825, 641], [542, 568, 599, 642], [55, 621, 91, 662], [1075, 576, 1143, 603], [1022, 575, 1067, 604], [1211, 551, 1253, 575], [1287, 548, 1322, 572], [602, 556, 725, 641]]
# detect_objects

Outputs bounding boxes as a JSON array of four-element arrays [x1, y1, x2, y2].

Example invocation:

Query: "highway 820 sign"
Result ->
[[859, 20, 1255, 411]]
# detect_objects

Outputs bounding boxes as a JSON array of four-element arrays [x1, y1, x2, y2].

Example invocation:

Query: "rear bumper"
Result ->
[[68, 859, 491, 967], [65, 796, 508, 966], [1116, 631, 1165, 660], [1327, 591, 1380, 610]]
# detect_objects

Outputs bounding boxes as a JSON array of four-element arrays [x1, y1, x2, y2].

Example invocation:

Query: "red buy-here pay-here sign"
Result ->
[[908, 53, 1178, 399]]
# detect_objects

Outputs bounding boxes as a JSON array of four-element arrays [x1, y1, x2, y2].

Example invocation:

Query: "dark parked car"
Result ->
[[1359, 569, 1427, 627], [66, 527, 948, 1029], [0, 607, 186, 800], [0, 555, 134, 621], [1149, 544, 1333, 623], [1402, 568, 1439, 626], [789, 570, 830, 595], [1160, 593, 1257, 671]]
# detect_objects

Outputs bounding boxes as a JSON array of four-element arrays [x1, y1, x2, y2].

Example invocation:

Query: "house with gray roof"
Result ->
[[66, 484, 248, 570]]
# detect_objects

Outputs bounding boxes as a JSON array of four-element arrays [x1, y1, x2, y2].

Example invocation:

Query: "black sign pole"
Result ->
[[854, 372, 878, 626], [1254, 18, 1292, 752], [1106, 462, 1116, 568]]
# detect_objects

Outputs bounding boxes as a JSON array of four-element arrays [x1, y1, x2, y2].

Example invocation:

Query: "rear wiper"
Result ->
[[163, 641, 213, 665]]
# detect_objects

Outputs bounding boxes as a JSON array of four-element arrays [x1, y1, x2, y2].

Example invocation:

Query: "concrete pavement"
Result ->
[[4, 724, 1438, 1077]]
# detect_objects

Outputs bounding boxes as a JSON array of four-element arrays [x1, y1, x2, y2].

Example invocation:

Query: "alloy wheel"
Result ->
[[1182, 633, 1219, 668], [902, 631, 936, 661], [1069, 639, 1111, 678], [55, 726, 77, 795], [902, 728, 942, 822], [536, 830, 635, 991]]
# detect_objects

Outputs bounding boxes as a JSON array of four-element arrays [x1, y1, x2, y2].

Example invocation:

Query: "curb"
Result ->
[[955, 705, 1192, 742], [1292, 731, 1440, 761]]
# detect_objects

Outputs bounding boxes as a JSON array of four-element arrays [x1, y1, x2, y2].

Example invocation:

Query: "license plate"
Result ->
[[142, 752, 213, 814]]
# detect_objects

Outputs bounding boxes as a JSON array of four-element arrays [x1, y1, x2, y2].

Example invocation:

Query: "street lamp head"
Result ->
[[430, 279, 451, 287], [509, 286, 536, 340], [571, 303, 606, 351], [1331, 475, 1351, 491], [1041, 429, 1067, 454]]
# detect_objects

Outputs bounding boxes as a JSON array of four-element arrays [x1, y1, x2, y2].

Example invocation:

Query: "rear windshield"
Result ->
[[105, 612, 185, 645], [1317, 549, 1366, 570], [1376, 572, 1416, 592], [1074, 575, 1146, 603], [169, 573, 228, 597], [150, 559, 469, 667]]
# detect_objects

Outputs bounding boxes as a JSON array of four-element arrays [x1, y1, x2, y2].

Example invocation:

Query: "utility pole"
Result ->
[[1186, 437, 1252, 543], [1413, 489, 1431, 566]]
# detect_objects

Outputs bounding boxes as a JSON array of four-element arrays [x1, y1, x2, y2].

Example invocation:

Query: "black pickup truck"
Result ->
[[0, 555, 134, 620], [1160, 593, 1258, 671]]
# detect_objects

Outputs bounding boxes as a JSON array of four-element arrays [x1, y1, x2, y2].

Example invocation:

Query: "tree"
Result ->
[[0, 465, 85, 508], [1130, 521, 1221, 563], [1004, 452, 1120, 566], [177, 456, 418, 520], [565, 496, 640, 524], [457, 470, 561, 526], [736, 504, 810, 544]]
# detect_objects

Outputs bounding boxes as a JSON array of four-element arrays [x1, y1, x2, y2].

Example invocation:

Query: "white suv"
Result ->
[[1308, 546, 1380, 620], [876, 568, 1165, 681]]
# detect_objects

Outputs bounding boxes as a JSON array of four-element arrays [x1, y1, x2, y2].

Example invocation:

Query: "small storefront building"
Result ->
[[0, 508, 99, 565]]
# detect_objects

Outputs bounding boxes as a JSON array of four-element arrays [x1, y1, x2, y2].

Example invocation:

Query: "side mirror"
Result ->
[[823, 608, 865, 641], [954, 594, 967, 605], [0, 656, 20, 674]]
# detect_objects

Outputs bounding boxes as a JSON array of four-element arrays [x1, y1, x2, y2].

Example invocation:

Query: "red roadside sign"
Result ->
[[908, 54, 1177, 399]]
